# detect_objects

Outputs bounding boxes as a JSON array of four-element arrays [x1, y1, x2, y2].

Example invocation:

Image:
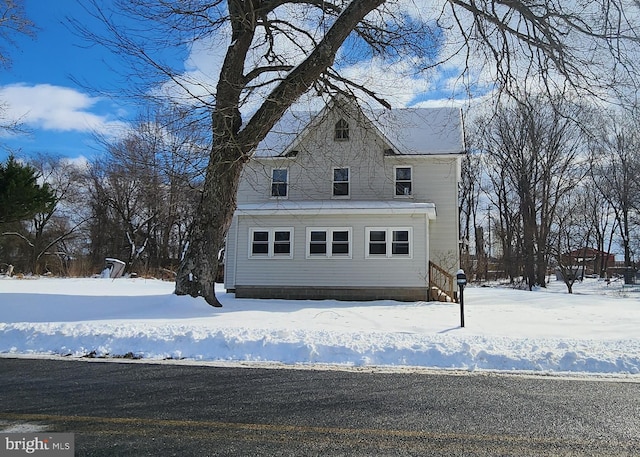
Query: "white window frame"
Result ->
[[271, 168, 289, 198], [306, 227, 352, 259], [394, 166, 413, 198], [332, 166, 350, 198], [249, 228, 294, 259], [365, 227, 413, 259]]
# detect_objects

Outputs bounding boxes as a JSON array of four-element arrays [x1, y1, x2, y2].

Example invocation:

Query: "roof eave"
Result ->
[[237, 202, 437, 219]]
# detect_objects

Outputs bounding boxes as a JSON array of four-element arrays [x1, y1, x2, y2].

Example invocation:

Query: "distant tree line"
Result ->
[[460, 93, 640, 292], [3, 91, 639, 289], [0, 106, 209, 277]]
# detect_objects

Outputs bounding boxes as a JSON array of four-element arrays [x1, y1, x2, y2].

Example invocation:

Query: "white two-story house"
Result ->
[[224, 97, 465, 301]]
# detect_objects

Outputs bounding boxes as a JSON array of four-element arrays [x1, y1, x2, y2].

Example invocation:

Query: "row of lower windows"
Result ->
[[271, 166, 413, 198], [249, 227, 412, 259]]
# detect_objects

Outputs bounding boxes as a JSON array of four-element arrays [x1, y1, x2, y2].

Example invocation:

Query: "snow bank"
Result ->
[[1, 277, 639, 376]]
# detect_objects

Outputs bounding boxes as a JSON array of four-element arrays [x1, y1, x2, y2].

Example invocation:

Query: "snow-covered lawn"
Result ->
[[1, 276, 639, 377]]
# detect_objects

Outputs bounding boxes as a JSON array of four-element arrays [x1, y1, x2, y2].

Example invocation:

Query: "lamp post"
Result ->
[[456, 269, 467, 328]]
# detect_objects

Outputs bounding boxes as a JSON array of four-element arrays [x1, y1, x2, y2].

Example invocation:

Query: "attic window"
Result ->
[[334, 119, 349, 141], [284, 150, 298, 157]]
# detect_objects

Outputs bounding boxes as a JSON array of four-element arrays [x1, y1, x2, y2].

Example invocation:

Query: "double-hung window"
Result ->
[[306, 227, 352, 258], [368, 230, 387, 255], [251, 230, 270, 256], [271, 168, 288, 198], [332, 167, 350, 197], [250, 228, 293, 258], [365, 228, 412, 258], [395, 166, 412, 197]]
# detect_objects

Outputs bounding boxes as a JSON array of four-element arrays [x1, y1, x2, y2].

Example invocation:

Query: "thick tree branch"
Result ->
[[238, 0, 385, 154]]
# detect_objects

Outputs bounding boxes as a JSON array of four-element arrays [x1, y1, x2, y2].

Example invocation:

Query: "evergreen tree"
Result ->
[[0, 155, 56, 224]]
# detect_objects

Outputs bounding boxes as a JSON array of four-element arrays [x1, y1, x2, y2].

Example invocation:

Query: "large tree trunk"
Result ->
[[521, 189, 537, 290], [174, 143, 243, 307]]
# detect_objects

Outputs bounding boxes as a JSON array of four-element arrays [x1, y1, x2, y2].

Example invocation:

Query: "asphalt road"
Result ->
[[0, 358, 639, 456]]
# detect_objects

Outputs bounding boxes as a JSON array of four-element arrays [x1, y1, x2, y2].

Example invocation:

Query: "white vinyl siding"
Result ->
[[365, 228, 413, 258], [227, 214, 429, 289], [234, 157, 460, 279], [306, 227, 352, 259], [249, 228, 293, 258]]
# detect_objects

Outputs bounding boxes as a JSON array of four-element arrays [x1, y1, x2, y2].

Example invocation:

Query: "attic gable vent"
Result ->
[[284, 150, 299, 157]]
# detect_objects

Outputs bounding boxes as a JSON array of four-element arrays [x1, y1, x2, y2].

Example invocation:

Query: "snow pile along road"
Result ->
[[1, 277, 639, 376]]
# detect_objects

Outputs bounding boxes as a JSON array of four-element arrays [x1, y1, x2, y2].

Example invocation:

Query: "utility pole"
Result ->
[[487, 204, 492, 259]]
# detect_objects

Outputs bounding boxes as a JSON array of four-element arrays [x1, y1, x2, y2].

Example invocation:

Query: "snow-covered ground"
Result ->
[[1, 276, 639, 377]]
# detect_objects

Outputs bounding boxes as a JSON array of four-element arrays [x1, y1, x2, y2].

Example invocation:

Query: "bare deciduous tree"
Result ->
[[551, 186, 595, 294], [459, 151, 484, 280], [0, 154, 88, 275], [0, 0, 36, 137], [474, 95, 588, 289], [0, 0, 35, 69], [581, 180, 618, 278], [589, 110, 640, 281], [77, 0, 640, 305], [84, 106, 207, 276]]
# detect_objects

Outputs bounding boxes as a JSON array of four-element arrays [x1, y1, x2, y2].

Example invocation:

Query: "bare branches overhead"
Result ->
[[440, 0, 640, 100], [0, 0, 36, 69]]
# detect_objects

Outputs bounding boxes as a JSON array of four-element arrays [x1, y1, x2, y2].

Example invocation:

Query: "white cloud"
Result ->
[[0, 83, 127, 136]]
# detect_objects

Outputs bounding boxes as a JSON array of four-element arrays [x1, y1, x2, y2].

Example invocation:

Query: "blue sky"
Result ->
[[0, 1, 141, 161], [0, 1, 470, 163]]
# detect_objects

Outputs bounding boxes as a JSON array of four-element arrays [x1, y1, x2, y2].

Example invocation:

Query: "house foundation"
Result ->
[[232, 285, 429, 302]]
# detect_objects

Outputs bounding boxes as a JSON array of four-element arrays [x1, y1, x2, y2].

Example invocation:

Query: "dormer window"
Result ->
[[334, 119, 349, 141]]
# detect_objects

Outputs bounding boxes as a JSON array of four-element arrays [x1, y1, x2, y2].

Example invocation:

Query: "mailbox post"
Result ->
[[456, 269, 467, 328]]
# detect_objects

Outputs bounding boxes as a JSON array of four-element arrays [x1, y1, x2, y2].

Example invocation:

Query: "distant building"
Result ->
[[561, 248, 615, 277]]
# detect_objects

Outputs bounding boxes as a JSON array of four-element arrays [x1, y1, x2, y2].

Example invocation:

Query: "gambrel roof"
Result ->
[[252, 98, 465, 158]]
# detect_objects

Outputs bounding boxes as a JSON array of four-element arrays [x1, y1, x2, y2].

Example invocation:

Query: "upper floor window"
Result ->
[[335, 119, 349, 141], [395, 166, 412, 197], [271, 168, 288, 198], [250, 228, 293, 258], [306, 227, 352, 259], [365, 228, 412, 258], [332, 167, 350, 197]]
